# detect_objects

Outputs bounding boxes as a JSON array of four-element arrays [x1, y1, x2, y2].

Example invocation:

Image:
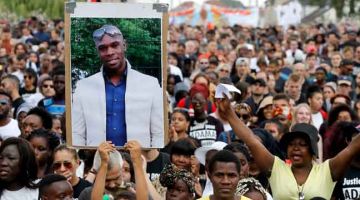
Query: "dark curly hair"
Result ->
[[27, 107, 53, 130], [224, 142, 251, 161], [327, 104, 358, 127]]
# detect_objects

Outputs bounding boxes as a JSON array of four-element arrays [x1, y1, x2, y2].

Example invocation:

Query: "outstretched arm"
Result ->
[[217, 97, 275, 172], [329, 134, 360, 181]]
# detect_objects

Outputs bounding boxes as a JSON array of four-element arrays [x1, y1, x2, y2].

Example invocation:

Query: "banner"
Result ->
[[169, 3, 259, 27]]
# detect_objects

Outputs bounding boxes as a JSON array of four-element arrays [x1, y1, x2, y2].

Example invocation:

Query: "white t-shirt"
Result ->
[[11, 71, 24, 87], [312, 112, 323, 130], [1, 187, 38, 200], [0, 119, 21, 140], [25, 93, 44, 107]]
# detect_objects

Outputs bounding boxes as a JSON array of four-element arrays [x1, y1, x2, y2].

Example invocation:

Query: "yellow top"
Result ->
[[269, 156, 336, 200]]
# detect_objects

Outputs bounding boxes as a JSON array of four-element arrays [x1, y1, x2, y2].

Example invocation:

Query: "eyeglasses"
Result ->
[[93, 25, 122, 40], [42, 84, 54, 89], [24, 76, 33, 80], [220, 69, 229, 73], [0, 99, 8, 106], [52, 161, 73, 170], [200, 62, 209, 65]]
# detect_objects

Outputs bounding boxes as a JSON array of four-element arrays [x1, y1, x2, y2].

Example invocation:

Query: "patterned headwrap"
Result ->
[[159, 164, 195, 193], [235, 177, 267, 199]]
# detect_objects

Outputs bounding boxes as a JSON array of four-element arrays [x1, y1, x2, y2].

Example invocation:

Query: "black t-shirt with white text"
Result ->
[[146, 152, 170, 181], [333, 165, 360, 200], [189, 116, 224, 147]]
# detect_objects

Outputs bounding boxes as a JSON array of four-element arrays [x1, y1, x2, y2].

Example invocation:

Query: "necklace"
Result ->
[[298, 185, 305, 200]]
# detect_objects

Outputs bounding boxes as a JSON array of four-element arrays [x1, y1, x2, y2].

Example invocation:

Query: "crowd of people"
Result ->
[[1, 14, 360, 200]]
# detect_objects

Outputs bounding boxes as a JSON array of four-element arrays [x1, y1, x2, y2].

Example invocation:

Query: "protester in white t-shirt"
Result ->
[[0, 92, 21, 141], [0, 137, 39, 200]]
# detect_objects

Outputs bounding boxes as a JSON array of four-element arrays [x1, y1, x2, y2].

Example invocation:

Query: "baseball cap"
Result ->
[[251, 78, 266, 87], [257, 96, 273, 114], [194, 141, 227, 165], [280, 123, 319, 157], [340, 59, 354, 67], [235, 57, 249, 66], [346, 29, 357, 35], [174, 82, 189, 95], [324, 82, 337, 92], [337, 76, 352, 86]]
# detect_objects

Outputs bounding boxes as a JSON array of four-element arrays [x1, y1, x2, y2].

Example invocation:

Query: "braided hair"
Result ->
[[159, 164, 195, 193], [235, 177, 267, 199]]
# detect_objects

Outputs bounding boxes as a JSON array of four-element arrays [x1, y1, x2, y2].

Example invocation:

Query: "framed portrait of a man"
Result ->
[[64, 2, 168, 148]]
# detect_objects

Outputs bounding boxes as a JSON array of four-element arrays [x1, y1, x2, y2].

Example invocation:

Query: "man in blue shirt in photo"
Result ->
[[72, 25, 164, 148]]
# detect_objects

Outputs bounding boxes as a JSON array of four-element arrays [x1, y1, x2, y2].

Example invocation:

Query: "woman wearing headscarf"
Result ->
[[216, 96, 360, 199], [160, 164, 196, 200]]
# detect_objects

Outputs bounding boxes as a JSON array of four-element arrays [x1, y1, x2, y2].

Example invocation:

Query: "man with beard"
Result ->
[[0, 74, 26, 118], [198, 150, 251, 200], [72, 24, 163, 148], [266, 59, 285, 93], [0, 91, 21, 140], [244, 78, 266, 115]]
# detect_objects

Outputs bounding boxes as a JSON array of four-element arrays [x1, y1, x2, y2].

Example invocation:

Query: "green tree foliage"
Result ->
[[70, 18, 162, 86], [0, 0, 65, 19], [298, 0, 357, 18]]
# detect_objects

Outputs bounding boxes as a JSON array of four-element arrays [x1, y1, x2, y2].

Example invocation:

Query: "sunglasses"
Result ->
[[52, 161, 73, 170], [24, 76, 33, 80], [0, 99, 8, 106], [238, 114, 250, 120], [93, 25, 122, 40], [42, 84, 54, 89]]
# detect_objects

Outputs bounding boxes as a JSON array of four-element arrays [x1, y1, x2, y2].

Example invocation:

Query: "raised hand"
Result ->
[[98, 141, 116, 165], [190, 155, 200, 177], [169, 125, 178, 142], [216, 94, 236, 121], [124, 140, 142, 165]]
